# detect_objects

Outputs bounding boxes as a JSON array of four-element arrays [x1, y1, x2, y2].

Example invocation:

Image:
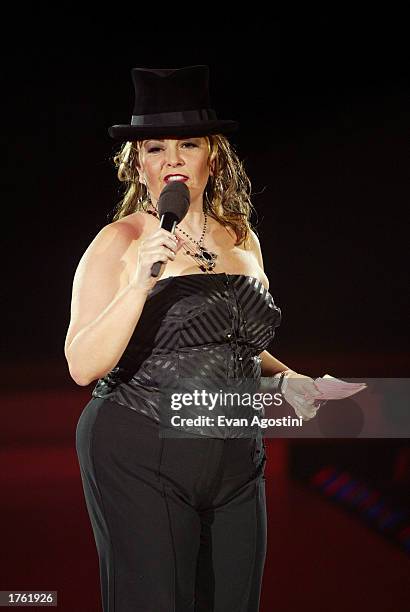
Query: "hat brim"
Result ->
[[108, 120, 239, 141]]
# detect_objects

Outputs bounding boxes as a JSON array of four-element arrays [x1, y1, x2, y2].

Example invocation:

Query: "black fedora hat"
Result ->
[[108, 65, 239, 141]]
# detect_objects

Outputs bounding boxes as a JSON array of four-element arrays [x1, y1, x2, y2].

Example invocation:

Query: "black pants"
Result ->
[[75, 397, 267, 612]]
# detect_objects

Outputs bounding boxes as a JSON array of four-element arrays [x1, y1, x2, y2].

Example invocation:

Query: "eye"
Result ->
[[147, 142, 198, 153]]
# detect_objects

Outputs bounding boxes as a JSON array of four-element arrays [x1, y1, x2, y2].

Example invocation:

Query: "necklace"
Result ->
[[146, 204, 218, 272]]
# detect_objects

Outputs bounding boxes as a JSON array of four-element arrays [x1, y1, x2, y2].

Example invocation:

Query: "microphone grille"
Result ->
[[158, 181, 190, 222]]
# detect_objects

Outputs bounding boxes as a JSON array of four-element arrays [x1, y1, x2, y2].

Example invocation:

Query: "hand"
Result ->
[[130, 228, 185, 292], [281, 371, 327, 421]]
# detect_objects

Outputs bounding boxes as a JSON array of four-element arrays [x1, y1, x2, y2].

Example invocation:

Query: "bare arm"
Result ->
[[247, 230, 329, 420], [65, 217, 180, 386], [65, 283, 150, 387], [259, 350, 290, 377], [247, 229, 293, 376], [64, 222, 149, 386]]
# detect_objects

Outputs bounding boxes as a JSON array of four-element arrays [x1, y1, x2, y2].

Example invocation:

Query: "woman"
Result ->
[[67, 66, 324, 612]]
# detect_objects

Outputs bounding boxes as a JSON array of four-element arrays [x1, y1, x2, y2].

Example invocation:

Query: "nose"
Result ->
[[164, 143, 184, 167]]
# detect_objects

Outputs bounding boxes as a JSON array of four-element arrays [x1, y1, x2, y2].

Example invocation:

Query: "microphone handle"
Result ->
[[151, 212, 179, 278]]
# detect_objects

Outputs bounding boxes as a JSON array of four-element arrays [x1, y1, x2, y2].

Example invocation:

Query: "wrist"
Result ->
[[281, 370, 294, 394], [272, 368, 294, 394], [272, 368, 294, 380]]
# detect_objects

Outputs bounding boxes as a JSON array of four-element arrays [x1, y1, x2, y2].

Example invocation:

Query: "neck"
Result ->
[[177, 201, 206, 243], [182, 202, 205, 224]]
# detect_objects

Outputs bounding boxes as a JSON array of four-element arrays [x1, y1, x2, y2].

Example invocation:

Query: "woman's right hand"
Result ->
[[281, 371, 325, 421], [130, 228, 185, 292]]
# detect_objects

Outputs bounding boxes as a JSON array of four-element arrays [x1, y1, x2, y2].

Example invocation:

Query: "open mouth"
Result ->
[[164, 174, 189, 183]]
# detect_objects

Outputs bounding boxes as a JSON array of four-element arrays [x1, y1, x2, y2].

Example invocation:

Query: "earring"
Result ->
[[215, 175, 224, 194]]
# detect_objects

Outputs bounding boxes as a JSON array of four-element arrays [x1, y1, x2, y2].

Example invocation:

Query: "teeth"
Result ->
[[167, 175, 187, 181]]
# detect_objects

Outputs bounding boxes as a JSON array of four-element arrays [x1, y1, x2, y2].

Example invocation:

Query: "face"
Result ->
[[137, 137, 216, 206]]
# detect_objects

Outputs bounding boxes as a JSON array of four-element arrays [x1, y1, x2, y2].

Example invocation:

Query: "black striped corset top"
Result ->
[[92, 273, 282, 402]]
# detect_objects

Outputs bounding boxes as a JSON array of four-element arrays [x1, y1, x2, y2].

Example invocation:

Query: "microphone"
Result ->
[[150, 181, 190, 277]]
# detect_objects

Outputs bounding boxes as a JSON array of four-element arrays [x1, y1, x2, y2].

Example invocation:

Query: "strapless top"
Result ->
[[92, 273, 282, 437]]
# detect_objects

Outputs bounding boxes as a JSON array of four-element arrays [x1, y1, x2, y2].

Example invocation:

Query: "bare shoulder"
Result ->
[[109, 210, 155, 239], [237, 227, 269, 285], [94, 211, 158, 251], [76, 212, 153, 280], [105, 211, 159, 280], [244, 229, 263, 265], [65, 212, 155, 352], [246, 228, 261, 248], [220, 224, 269, 288]]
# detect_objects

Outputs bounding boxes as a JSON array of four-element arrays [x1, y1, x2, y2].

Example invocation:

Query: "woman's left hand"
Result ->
[[281, 371, 327, 421]]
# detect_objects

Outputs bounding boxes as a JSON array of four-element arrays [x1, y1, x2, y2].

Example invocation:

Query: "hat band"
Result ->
[[131, 108, 217, 126]]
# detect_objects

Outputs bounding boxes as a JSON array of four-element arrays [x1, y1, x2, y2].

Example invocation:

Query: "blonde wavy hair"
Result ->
[[110, 134, 257, 247]]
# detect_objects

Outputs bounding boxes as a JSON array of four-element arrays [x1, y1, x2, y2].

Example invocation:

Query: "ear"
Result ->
[[137, 169, 146, 185]]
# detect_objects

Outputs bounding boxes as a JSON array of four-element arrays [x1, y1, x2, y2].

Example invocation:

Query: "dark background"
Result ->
[[1, 14, 409, 612], [3, 15, 408, 371]]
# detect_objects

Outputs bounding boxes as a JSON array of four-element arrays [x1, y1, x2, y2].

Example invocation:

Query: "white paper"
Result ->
[[313, 374, 368, 400]]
